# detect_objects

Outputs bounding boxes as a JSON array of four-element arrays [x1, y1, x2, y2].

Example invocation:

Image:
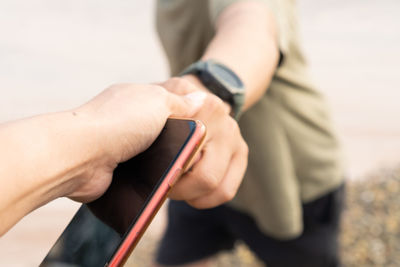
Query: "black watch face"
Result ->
[[208, 63, 244, 89]]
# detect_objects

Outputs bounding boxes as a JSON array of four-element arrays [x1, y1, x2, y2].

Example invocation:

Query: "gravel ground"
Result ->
[[340, 167, 400, 266], [124, 166, 400, 267]]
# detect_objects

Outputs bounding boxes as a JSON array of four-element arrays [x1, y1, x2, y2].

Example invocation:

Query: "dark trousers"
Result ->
[[156, 184, 345, 267]]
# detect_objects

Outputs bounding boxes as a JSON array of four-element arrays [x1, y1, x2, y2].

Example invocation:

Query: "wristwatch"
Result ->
[[180, 60, 245, 120]]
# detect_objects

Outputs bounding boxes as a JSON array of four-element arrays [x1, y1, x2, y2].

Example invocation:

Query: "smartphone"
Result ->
[[40, 118, 206, 267]]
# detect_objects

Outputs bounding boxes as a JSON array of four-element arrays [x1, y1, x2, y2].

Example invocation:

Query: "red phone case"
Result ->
[[108, 119, 206, 266]]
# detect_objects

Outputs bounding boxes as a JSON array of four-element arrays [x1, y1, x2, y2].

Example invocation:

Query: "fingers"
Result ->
[[160, 77, 249, 208], [169, 96, 248, 208], [187, 141, 248, 209], [169, 140, 232, 201]]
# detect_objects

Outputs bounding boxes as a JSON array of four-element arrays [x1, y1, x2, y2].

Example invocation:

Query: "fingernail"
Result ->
[[184, 91, 207, 107]]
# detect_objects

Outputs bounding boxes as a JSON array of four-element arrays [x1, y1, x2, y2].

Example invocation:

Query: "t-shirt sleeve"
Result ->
[[208, 0, 291, 58]]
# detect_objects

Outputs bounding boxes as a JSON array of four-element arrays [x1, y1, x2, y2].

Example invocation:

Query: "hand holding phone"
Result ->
[[40, 118, 206, 267]]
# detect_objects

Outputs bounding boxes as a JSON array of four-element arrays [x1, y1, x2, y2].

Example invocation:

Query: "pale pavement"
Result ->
[[0, 0, 399, 266]]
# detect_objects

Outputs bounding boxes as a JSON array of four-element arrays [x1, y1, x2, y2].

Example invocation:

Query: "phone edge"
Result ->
[[108, 119, 206, 267]]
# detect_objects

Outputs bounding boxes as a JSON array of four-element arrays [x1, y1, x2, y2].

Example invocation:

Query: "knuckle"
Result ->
[[220, 188, 236, 203], [204, 94, 225, 112], [197, 171, 220, 192], [169, 77, 183, 85], [226, 117, 240, 133], [167, 77, 190, 90], [241, 140, 249, 156], [222, 103, 231, 114], [229, 117, 238, 128]]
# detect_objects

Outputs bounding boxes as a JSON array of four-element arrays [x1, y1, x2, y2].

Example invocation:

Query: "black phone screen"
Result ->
[[40, 119, 197, 267]]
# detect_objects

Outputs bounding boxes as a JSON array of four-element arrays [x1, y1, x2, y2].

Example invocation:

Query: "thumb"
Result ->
[[167, 91, 207, 118]]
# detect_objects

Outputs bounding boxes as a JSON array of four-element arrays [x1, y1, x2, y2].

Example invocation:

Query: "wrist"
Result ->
[[180, 60, 245, 119], [0, 110, 108, 222], [55, 109, 114, 198], [72, 105, 120, 164]]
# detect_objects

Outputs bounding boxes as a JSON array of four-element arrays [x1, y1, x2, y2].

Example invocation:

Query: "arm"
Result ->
[[0, 84, 205, 236], [184, 0, 280, 111], [160, 1, 278, 208]]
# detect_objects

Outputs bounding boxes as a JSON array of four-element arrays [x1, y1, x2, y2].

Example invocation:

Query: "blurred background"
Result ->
[[0, 0, 399, 266]]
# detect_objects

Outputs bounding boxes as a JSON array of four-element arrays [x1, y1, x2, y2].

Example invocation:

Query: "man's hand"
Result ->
[[0, 83, 206, 236], [161, 77, 249, 209], [69, 83, 206, 203]]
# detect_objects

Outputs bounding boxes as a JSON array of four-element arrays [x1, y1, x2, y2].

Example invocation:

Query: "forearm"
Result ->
[[0, 110, 102, 235], [185, 0, 279, 111], [0, 84, 205, 236]]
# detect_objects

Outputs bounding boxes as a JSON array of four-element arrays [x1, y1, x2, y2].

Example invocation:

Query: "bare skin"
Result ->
[[166, 82, 249, 209], [0, 84, 208, 236], [155, 0, 279, 266]]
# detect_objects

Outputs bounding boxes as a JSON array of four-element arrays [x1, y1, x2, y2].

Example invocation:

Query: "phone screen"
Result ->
[[40, 119, 199, 267]]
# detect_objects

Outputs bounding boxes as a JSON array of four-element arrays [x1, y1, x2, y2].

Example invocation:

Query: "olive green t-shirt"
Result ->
[[156, 0, 344, 239]]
